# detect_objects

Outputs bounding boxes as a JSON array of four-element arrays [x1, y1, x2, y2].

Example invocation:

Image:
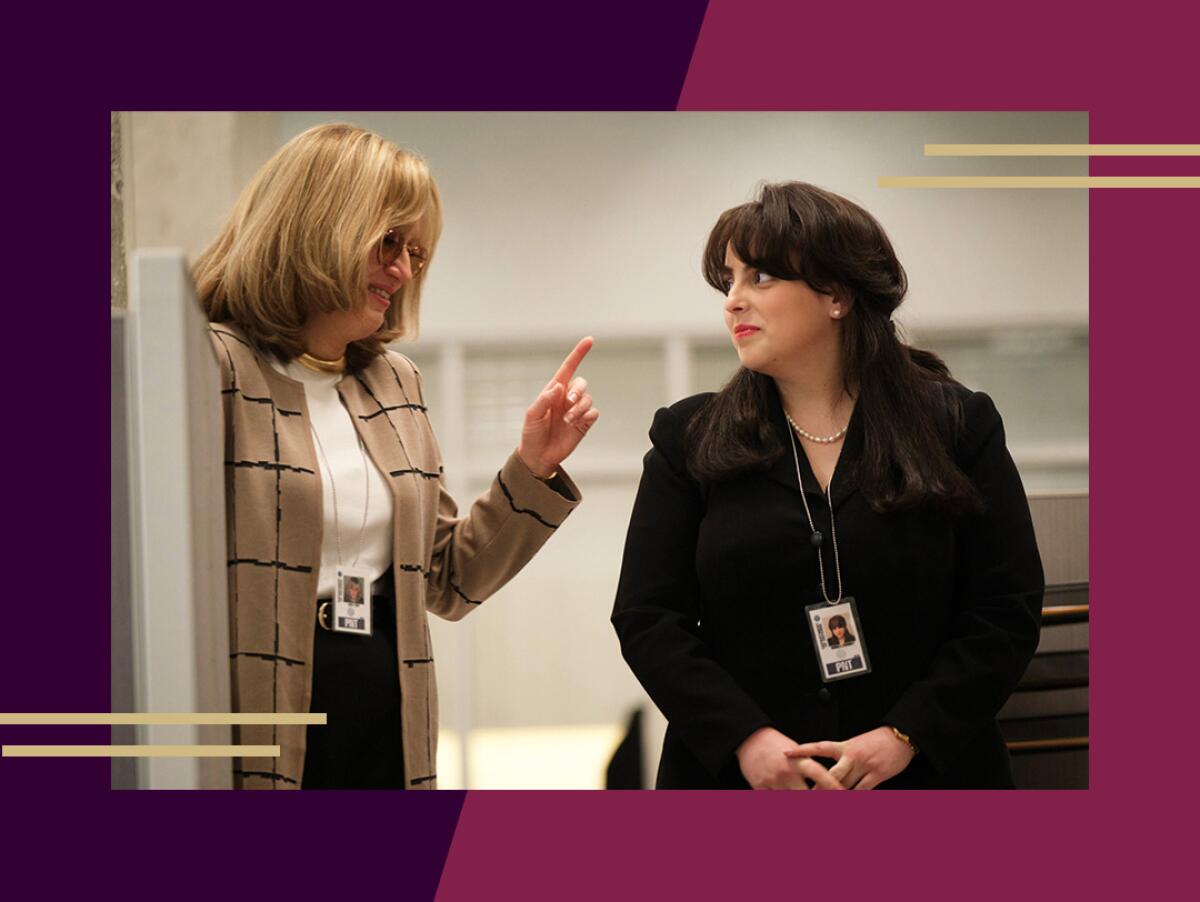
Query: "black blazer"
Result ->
[[611, 384, 1044, 789]]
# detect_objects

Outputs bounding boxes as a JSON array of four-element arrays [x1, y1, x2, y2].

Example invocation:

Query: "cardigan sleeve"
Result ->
[[411, 366, 582, 622], [883, 391, 1044, 776], [611, 403, 773, 779]]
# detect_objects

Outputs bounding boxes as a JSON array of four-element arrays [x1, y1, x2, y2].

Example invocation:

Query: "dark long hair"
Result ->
[[687, 182, 982, 515], [827, 614, 856, 645]]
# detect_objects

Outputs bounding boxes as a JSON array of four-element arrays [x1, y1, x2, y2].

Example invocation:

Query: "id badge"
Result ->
[[806, 596, 871, 682], [332, 567, 372, 636]]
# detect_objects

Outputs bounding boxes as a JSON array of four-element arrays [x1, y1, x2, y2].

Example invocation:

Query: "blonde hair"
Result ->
[[193, 123, 442, 370]]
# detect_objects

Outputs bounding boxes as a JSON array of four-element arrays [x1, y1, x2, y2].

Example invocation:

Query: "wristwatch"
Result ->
[[889, 726, 919, 755]]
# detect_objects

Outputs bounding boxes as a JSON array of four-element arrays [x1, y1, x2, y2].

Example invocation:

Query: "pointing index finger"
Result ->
[[547, 336, 594, 389]]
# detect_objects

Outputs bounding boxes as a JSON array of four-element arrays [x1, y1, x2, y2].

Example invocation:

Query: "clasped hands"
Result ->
[[735, 725, 916, 790], [516, 337, 600, 479]]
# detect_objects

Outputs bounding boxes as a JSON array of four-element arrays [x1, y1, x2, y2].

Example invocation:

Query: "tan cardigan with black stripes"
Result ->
[[209, 323, 580, 789]]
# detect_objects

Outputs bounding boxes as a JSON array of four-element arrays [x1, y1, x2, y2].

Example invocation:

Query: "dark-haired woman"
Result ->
[[827, 615, 856, 649], [612, 182, 1043, 790]]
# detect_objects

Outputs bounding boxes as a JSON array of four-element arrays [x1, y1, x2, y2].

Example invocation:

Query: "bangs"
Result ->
[[702, 202, 807, 293], [701, 186, 836, 295], [381, 152, 443, 251]]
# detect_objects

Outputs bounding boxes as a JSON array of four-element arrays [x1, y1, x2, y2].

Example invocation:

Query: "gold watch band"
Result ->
[[890, 726, 919, 755]]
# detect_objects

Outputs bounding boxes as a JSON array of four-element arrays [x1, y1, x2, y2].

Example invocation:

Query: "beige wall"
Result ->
[[110, 113, 129, 309], [124, 111, 1088, 333], [125, 112, 280, 266], [284, 111, 1088, 337]]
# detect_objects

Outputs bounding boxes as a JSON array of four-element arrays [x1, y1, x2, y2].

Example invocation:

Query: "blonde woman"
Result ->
[[194, 123, 598, 789]]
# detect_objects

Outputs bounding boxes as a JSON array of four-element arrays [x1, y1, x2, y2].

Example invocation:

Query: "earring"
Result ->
[[832, 309, 841, 318]]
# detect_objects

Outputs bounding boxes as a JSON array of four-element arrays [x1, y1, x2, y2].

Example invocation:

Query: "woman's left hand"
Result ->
[[783, 726, 916, 790], [516, 337, 599, 478]]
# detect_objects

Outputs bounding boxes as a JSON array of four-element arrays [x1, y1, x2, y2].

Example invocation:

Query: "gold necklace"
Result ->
[[297, 351, 346, 374]]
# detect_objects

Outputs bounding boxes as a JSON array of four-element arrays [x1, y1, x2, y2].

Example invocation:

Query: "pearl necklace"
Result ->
[[784, 412, 848, 444]]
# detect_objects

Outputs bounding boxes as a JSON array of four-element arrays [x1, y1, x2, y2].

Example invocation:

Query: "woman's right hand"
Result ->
[[735, 727, 844, 790], [516, 337, 598, 478]]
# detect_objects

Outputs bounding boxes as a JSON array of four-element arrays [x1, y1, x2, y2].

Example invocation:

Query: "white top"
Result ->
[[270, 357, 395, 599]]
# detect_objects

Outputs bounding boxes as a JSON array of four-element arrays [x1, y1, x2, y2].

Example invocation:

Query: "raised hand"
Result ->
[[516, 337, 600, 478]]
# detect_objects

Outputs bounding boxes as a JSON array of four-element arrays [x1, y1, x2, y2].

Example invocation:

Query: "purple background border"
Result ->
[[4, 0, 1193, 896], [4, 1, 710, 897]]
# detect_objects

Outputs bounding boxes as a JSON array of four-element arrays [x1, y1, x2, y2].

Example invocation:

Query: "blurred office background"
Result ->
[[112, 111, 1087, 788]]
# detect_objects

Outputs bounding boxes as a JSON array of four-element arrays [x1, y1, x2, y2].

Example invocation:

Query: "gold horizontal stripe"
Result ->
[[0, 713, 325, 725], [926, 144, 1200, 157], [1007, 737, 1089, 752], [2, 745, 280, 758], [879, 176, 1200, 189], [1043, 604, 1089, 619]]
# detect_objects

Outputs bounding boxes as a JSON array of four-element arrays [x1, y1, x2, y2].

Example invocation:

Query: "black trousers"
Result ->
[[302, 569, 405, 789]]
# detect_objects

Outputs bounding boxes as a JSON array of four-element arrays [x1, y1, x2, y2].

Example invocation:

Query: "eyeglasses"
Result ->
[[377, 228, 429, 276]]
